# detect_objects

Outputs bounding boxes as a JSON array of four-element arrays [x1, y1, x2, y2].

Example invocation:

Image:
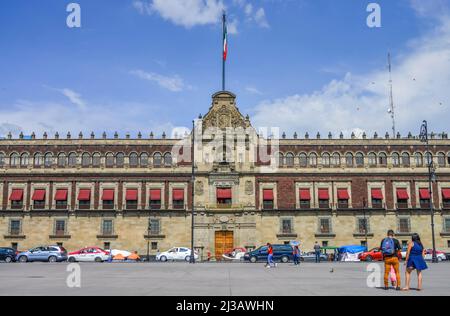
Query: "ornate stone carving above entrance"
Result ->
[[201, 91, 251, 132]]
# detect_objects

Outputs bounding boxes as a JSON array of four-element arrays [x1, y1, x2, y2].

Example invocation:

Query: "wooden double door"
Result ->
[[215, 231, 234, 260]]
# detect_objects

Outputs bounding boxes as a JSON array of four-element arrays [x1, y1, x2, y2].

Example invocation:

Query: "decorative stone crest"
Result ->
[[245, 180, 254, 195], [195, 180, 204, 196]]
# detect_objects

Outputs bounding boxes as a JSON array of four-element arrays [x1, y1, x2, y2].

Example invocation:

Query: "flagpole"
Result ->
[[222, 12, 226, 91]]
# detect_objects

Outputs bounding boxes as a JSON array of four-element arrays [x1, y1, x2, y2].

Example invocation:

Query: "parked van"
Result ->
[[244, 244, 293, 263]]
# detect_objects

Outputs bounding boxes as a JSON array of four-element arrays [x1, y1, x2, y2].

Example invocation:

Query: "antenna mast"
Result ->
[[388, 53, 396, 138]]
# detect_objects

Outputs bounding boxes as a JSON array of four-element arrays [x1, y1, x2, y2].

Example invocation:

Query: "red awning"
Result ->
[[217, 188, 232, 199], [442, 189, 450, 199], [102, 189, 115, 201], [337, 189, 350, 200], [299, 189, 311, 200], [263, 189, 274, 200], [419, 188, 431, 199], [32, 189, 46, 201], [150, 189, 161, 201], [397, 188, 409, 200], [55, 189, 68, 201], [125, 189, 138, 201], [9, 189, 23, 201], [173, 189, 184, 201], [371, 188, 383, 200], [318, 188, 329, 200], [78, 189, 91, 201]]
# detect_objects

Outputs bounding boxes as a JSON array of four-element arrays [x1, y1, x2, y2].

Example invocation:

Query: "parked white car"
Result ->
[[68, 247, 110, 263], [156, 247, 199, 262], [400, 247, 446, 262]]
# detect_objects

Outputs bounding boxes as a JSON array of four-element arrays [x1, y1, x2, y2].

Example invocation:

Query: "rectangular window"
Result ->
[[444, 218, 450, 233], [102, 189, 115, 210], [361, 241, 367, 248], [217, 188, 232, 207], [54, 220, 66, 236], [447, 240, 450, 248], [401, 240, 408, 248], [262, 189, 274, 210], [299, 189, 311, 210], [149, 219, 160, 235], [11, 243, 18, 251], [10, 189, 24, 210], [281, 219, 293, 234], [337, 189, 350, 209], [443, 189, 450, 209], [319, 218, 331, 234], [318, 189, 330, 209], [396, 188, 409, 209], [149, 189, 162, 210], [102, 220, 114, 236], [357, 218, 370, 234], [9, 220, 21, 236], [398, 218, 411, 234], [125, 189, 138, 210], [104, 242, 111, 250], [172, 189, 185, 210], [322, 241, 329, 248], [151, 242, 158, 250], [78, 189, 91, 210]]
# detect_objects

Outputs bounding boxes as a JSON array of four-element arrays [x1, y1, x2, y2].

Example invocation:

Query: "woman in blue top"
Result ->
[[402, 233, 428, 291]]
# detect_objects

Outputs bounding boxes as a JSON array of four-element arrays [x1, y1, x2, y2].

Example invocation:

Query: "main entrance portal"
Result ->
[[214, 231, 234, 260]]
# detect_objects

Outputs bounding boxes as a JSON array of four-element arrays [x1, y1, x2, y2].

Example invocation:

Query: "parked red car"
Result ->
[[359, 248, 401, 262]]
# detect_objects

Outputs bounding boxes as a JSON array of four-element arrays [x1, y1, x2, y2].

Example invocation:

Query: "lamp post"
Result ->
[[363, 198, 368, 249], [190, 120, 196, 264], [147, 218, 150, 263], [420, 120, 438, 263]]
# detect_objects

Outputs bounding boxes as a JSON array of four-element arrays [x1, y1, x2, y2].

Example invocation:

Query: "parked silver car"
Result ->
[[16, 246, 68, 263]]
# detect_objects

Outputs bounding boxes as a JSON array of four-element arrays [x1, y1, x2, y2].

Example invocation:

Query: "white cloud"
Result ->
[[134, 0, 225, 28], [254, 7, 269, 28], [251, 15, 450, 136], [245, 86, 263, 95], [130, 69, 191, 92], [0, 99, 176, 138], [59, 88, 86, 110]]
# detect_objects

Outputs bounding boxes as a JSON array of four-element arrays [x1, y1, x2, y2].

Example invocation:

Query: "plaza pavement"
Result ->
[[0, 261, 448, 296]]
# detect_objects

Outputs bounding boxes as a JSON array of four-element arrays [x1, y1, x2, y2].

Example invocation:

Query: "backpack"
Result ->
[[381, 238, 395, 255]]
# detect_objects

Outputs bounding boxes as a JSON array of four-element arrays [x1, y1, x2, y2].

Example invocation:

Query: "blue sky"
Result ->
[[0, 0, 449, 138]]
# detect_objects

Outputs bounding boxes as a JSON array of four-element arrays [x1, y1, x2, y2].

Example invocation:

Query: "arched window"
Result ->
[[116, 153, 125, 167], [401, 152, 410, 167], [57, 153, 66, 167], [10, 153, 19, 167], [379, 153, 387, 166], [368, 153, 377, 166], [0, 152, 4, 168], [82, 153, 91, 167], [308, 153, 317, 167], [106, 153, 115, 167], [34, 153, 42, 167], [129, 153, 138, 167], [355, 153, 364, 167], [299, 153, 307, 167], [345, 153, 354, 167], [277, 152, 284, 167], [322, 153, 330, 167], [68, 153, 77, 167], [140, 153, 149, 167], [332, 153, 340, 167], [92, 153, 101, 167], [392, 153, 400, 167], [425, 152, 433, 166], [415, 153, 423, 167], [164, 153, 172, 166], [285, 153, 295, 167], [20, 153, 29, 167], [153, 153, 162, 167], [44, 153, 53, 168], [437, 152, 446, 167]]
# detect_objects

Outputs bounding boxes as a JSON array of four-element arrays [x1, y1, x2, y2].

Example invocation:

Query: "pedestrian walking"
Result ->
[[293, 245, 300, 266], [402, 233, 428, 291], [265, 243, 275, 268], [314, 242, 321, 263], [380, 230, 402, 290]]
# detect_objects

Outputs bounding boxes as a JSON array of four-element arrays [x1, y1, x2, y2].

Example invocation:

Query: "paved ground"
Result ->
[[0, 261, 449, 296]]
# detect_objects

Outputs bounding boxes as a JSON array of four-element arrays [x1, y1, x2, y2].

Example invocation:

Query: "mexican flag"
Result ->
[[223, 15, 228, 61]]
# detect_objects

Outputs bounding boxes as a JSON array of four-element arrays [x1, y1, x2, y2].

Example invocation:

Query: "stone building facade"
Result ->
[[1, 91, 450, 259]]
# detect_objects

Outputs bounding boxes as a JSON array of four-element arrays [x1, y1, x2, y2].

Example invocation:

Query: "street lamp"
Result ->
[[363, 198, 368, 249], [420, 120, 438, 263], [190, 120, 196, 264], [147, 218, 151, 263]]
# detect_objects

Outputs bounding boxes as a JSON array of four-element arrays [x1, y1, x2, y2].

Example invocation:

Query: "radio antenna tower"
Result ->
[[388, 53, 396, 138]]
